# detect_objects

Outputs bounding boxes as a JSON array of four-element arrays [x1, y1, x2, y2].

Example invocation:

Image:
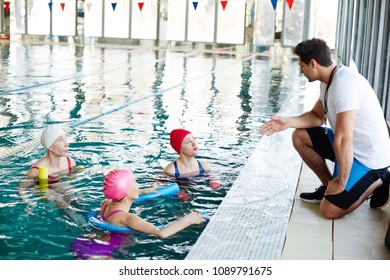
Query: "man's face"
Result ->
[[298, 60, 315, 82]]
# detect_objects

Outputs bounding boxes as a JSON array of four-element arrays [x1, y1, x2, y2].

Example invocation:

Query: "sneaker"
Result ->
[[300, 185, 326, 203], [370, 174, 390, 208]]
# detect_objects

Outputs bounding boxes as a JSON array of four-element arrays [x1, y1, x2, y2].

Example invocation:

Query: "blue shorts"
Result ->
[[325, 128, 371, 192], [307, 127, 388, 209]]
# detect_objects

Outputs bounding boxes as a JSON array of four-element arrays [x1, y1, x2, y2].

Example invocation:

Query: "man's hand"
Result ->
[[260, 116, 289, 136], [324, 178, 345, 196]]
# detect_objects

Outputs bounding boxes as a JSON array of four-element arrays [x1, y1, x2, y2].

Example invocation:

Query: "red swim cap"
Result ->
[[103, 169, 135, 201], [170, 129, 191, 153]]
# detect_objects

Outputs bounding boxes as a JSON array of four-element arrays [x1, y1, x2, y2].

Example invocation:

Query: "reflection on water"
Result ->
[[0, 42, 304, 260]]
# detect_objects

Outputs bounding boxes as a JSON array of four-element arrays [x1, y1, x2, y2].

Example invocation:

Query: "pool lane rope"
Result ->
[[0, 53, 256, 160]]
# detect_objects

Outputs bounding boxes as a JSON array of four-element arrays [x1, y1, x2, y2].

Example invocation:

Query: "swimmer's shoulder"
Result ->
[[68, 156, 76, 166], [199, 160, 211, 172], [163, 161, 175, 175], [26, 158, 47, 177], [109, 209, 139, 229], [26, 168, 38, 178]]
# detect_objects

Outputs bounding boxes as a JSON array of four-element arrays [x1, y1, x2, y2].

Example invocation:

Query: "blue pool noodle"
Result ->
[[133, 182, 179, 203]]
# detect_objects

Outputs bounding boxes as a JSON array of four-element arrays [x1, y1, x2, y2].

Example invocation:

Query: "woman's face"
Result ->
[[49, 134, 69, 156], [180, 134, 199, 156]]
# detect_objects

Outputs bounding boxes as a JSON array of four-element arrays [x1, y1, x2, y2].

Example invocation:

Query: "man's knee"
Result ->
[[292, 129, 309, 149], [320, 200, 345, 219]]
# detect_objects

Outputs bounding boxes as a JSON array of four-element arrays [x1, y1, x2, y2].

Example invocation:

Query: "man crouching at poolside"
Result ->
[[260, 38, 390, 219]]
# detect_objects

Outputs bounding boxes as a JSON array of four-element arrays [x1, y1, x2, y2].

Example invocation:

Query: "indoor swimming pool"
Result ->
[[0, 41, 302, 259]]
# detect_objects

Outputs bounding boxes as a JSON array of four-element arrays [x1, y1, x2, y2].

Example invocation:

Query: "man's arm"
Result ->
[[325, 110, 356, 195], [260, 99, 325, 136]]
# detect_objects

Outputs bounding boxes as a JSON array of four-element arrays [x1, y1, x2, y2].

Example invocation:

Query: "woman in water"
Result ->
[[163, 128, 211, 177], [163, 128, 219, 189], [18, 125, 76, 209], [97, 169, 208, 238], [26, 125, 76, 179]]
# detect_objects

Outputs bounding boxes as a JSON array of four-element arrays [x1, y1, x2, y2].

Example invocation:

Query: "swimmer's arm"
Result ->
[[200, 162, 222, 189], [17, 177, 37, 206], [200, 160, 211, 172], [45, 189, 69, 209], [26, 167, 39, 178], [155, 212, 207, 239], [25, 158, 46, 178], [138, 185, 158, 195], [204, 173, 221, 189], [125, 212, 207, 239], [72, 166, 85, 173], [17, 178, 36, 192], [122, 214, 160, 236]]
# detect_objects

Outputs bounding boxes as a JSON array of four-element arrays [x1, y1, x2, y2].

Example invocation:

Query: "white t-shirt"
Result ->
[[319, 65, 390, 169]]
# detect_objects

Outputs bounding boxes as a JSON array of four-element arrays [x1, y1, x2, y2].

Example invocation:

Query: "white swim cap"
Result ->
[[40, 125, 66, 151]]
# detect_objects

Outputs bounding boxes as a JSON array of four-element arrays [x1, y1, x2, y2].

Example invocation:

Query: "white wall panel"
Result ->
[[84, 0, 103, 37], [131, 0, 159, 40], [104, 0, 130, 38], [27, 0, 51, 35], [166, 0, 187, 41], [10, 0, 26, 34], [216, 0, 246, 44], [187, 0, 216, 43], [52, 0, 76, 36]]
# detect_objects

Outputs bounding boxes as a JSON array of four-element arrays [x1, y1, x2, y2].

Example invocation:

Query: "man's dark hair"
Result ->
[[293, 38, 333, 66]]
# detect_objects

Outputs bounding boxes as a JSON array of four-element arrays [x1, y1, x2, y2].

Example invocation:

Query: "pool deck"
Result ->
[[186, 79, 390, 260]]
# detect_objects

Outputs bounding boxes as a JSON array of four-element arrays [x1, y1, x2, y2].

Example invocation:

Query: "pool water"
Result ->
[[0, 41, 301, 260]]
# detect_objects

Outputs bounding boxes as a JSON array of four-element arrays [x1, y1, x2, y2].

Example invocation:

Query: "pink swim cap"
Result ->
[[170, 129, 192, 153], [103, 169, 135, 201]]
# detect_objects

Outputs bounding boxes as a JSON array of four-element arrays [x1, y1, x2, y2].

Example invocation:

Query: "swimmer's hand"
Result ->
[[152, 211, 209, 239], [24, 201, 38, 214], [72, 165, 85, 173], [186, 212, 209, 225]]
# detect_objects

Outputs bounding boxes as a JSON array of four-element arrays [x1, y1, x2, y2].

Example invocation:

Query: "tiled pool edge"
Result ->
[[186, 78, 316, 260]]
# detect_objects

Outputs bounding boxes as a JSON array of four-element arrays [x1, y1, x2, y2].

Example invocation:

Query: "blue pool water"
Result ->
[[0, 41, 302, 260]]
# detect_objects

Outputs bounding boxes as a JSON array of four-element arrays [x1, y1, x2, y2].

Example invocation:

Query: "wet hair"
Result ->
[[293, 38, 333, 67]]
